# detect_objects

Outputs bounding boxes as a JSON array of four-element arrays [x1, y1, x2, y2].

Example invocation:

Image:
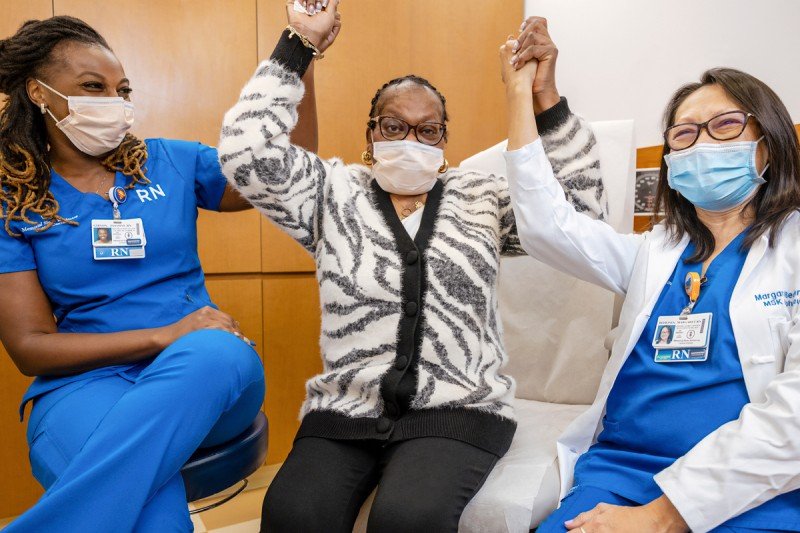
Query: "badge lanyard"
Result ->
[[681, 271, 705, 315], [90, 186, 147, 260], [109, 185, 127, 219], [652, 270, 713, 363]]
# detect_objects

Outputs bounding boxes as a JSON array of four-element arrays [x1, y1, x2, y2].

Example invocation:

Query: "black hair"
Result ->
[[368, 74, 448, 123]]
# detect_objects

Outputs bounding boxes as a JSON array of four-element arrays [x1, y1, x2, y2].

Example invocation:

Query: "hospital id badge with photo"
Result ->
[[652, 312, 713, 363], [91, 218, 147, 260]]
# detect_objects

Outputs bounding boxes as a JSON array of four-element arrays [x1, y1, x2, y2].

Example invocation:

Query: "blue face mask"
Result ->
[[664, 138, 768, 212]]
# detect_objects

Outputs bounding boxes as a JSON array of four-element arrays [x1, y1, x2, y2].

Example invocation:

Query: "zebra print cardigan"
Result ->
[[218, 36, 606, 455]]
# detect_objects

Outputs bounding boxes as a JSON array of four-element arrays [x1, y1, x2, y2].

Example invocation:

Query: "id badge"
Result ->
[[652, 312, 713, 363], [91, 218, 147, 260]]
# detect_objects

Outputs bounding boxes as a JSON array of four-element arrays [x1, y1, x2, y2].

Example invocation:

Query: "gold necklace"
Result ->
[[94, 173, 110, 197], [391, 195, 426, 219]]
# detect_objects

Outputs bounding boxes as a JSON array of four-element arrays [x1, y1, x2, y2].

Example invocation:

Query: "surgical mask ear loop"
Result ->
[[37, 79, 67, 123], [755, 136, 769, 178], [36, 79, 68, 101]]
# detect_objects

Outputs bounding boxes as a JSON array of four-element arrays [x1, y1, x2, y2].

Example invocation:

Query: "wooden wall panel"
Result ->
[[0, 349, 42, 519], [261, 275, 322, 464], [53, 0, 257, 144], [205, 278, 265, 360], [261, 218, 316, 273], [0, 0, 55, 520], [53, 0, 262, 274], [199, 211, 262, 274], [0, 0, 52, 50]]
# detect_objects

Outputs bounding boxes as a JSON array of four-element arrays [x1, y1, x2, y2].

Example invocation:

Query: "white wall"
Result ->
[[524, 0, 800, 147]]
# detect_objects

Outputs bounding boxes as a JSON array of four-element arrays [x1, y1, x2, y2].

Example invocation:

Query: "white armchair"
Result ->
[[457, 119, 635, 532]]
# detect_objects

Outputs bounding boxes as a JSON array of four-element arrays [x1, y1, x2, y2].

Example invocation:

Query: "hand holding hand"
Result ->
[[499, 37, 538, 91], [317, 11, 341, 53], [513, 16, 560, 113]]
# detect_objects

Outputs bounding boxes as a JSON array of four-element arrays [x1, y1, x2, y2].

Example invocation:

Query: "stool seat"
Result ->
[[182, 411, 269, 502]]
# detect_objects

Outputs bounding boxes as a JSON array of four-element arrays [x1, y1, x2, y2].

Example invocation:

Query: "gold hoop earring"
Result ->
[[361, 150, 373, 166], [438, 158, 449, 174]]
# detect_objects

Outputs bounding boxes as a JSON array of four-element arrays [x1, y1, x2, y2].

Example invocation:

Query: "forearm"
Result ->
[[643, 495, 689, 532], [219, 31, 328, 251], [12, 327, 171, 377], [291, 62, 319, 153], [504, 136, 641, 294], [533, 88, 561, 116], [506, 82, 539, 151], [217, 184, 254, 212], [218, 63, 316, 211]]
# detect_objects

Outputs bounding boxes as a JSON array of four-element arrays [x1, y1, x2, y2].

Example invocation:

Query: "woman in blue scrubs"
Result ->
[[502, 19, 800, 533], [0, 16, 328, 532]]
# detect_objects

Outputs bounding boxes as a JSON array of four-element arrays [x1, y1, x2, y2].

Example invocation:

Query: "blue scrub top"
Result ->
[[574, 231, 800, 530], [0, 139, 228, 417]]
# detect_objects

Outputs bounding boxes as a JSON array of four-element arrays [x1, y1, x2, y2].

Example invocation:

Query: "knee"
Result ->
[[369, 495, 456, 533], [262, 480, 337, 532], [167, 329, 263, 384]]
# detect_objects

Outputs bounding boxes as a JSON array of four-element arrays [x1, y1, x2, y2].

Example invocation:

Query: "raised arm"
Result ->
[[499, 35, 643, 295], [218, 2, 340, 252], [497, 19, 607, 256], [218, 65, 320, 212]]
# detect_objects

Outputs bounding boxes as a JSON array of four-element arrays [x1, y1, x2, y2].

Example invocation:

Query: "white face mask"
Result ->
[[371, 140, 444, 195], [37, 79, 135, 157]]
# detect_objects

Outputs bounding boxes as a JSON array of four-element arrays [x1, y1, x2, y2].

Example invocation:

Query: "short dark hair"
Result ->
[[368, 74, 448, 124], [654, 68, 800, 262]]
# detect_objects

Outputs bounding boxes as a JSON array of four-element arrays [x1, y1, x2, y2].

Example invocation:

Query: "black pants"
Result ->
[[262, 436, 499, 533]]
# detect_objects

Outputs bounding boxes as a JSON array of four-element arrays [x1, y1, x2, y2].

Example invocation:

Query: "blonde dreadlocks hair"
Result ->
[[0, 16, 149, 237]]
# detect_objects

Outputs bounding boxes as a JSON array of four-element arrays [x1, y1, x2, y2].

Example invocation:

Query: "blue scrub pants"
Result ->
[[536, 486, 794, 533], [6, 329, 265, 533]]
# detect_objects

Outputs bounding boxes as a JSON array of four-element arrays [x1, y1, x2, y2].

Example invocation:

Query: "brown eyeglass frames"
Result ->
[[664, 110, 755, 151], [368, 115, 447, 146]]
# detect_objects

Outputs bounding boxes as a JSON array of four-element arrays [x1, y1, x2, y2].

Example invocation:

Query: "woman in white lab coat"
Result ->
[[500, 19, 800, 533]]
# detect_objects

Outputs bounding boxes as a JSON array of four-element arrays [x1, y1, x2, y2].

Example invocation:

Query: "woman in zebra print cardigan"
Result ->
[[218, 4, 606, 531]]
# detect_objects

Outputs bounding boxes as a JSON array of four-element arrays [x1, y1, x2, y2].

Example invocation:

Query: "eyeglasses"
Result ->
[[664, 110, 755, 151], [368, 115, 446, 146]]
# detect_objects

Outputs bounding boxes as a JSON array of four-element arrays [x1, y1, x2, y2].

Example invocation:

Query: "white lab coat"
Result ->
[[504, 139, 800, 532]]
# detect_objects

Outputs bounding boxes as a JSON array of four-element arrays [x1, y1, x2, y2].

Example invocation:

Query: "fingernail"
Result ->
[[512, 41, 519, 51], [316, 1, 322, 10], [511, 55, 518, 63], [323, 0, 328, 6], [509, 59, 516, 66]]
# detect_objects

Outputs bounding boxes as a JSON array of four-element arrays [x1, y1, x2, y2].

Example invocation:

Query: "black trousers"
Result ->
[[261, 436, 499, 533]]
